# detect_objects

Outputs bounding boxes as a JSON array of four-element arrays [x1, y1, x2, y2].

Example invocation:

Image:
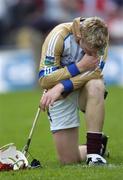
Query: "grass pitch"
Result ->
[[0, 86, 123, 180]]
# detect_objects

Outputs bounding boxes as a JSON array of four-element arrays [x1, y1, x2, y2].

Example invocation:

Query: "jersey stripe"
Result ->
[[47, 31, 56, 56], [47, 30, 63, 57]]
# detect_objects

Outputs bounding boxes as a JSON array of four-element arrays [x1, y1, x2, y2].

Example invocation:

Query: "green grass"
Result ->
[[0, 86, 123, 180]]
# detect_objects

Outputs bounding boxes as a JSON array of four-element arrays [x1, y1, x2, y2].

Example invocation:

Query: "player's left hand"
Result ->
[[40, 83, 64, 111]]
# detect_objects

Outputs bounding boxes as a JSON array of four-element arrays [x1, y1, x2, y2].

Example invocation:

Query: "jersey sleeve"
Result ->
[[69, 68, 103, 90], [39, 25, 81, 89]]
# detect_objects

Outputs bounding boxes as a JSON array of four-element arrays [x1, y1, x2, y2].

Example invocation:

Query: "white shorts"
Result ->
[[47, 91, 80, 132]]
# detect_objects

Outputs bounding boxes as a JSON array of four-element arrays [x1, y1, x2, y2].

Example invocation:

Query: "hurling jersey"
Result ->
[[39, 22, 108, 92]]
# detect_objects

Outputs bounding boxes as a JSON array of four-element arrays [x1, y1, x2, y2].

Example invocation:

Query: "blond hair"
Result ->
[[80, 17, 109, 55]]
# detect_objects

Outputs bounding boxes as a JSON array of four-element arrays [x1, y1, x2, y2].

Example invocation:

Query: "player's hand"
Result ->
[[76, 54, 99, 72], [40, 83, 64, 111]]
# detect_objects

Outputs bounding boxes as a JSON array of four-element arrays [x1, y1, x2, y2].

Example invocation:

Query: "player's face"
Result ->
[[79, 39, 98, 57]]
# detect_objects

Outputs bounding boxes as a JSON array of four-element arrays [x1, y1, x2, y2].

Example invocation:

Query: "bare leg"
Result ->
[[85, 79, 105, 132], [52, 127, 87, 164], [79, 79, 105, 132]]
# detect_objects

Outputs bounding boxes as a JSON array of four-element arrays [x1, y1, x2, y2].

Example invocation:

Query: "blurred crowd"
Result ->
[[0, 0, 123, 48]]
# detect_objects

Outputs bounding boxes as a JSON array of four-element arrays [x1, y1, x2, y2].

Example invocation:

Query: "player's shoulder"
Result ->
[[48, 22, 72, 38]]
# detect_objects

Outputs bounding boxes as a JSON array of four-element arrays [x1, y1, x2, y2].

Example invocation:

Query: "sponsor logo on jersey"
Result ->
[[44, 56, 55, 65]]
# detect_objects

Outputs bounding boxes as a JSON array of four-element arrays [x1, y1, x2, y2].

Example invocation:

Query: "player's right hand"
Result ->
[[76, 54, 99, 72]]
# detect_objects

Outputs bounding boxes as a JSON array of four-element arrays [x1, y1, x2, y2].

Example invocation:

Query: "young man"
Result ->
[[39, 17, 109, 165]]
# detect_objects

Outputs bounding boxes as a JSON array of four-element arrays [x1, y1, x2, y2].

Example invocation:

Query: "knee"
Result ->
[[85, 79, 105, 100]]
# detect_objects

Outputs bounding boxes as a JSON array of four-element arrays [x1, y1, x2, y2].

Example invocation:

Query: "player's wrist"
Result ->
[[67, 63, 80, 77], [54, 83, 64, 93], [60, 79, 73, 93], [76, 62, 84, 72]]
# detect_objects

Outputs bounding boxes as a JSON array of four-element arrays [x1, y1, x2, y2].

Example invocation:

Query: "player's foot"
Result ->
[[86, 154, 107, 166]]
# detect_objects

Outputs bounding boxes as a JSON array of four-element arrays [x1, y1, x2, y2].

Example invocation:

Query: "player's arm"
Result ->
[[39, 28, 77, 90], [39, 54, 99, 89], [61, 68, 102, 92], [40, 68, 102, 111], [39, 29, 67, 85], [40, 67, 102, 111], [60, 45, 108, 93]]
